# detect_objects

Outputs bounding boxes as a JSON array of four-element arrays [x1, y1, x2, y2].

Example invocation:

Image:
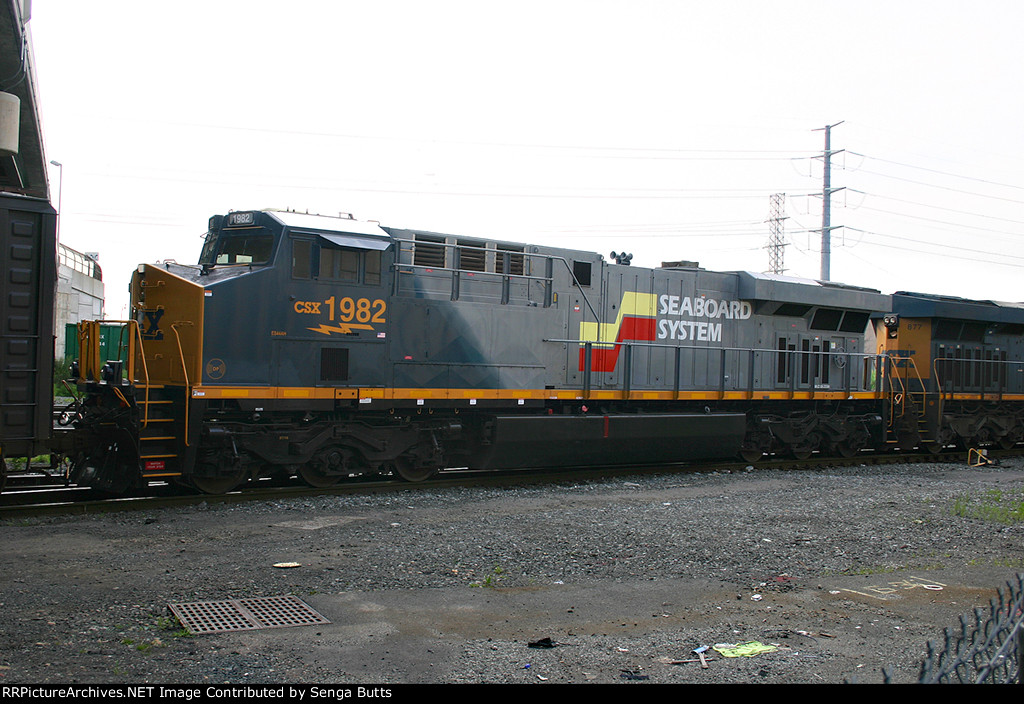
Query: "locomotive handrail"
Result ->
[[76, 320, 100, 382], [393, 261, 550, 278], [394, 238, 607, 344], [882, 355, 907, 430], [392, 261, 553, 285], [76, 319, 154, 427], [902, 354, 929, 420], [546, 337, 881, 362], [888, 358, 913, 417], [392, 238, 556, 306], [170, 322, 193, 448], [105, 319, 152, 427], [547, 337, 882, 398], [880, 353, 930, 436], [932, 359, 946, 399], [933, 357, 945, 398], [130, 320, 152, 427], [931, 355, 1023, 402]]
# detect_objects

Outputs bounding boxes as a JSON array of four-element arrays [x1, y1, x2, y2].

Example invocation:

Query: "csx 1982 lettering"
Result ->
[[294, 300, 322, 314], [294, 297, 387, 324]]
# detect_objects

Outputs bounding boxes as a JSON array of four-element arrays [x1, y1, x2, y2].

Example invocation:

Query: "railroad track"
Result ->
[[3, 446, 1018, 518]]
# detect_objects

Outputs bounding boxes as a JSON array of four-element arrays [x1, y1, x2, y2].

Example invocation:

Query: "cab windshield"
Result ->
[[200, 232, 275, 266]]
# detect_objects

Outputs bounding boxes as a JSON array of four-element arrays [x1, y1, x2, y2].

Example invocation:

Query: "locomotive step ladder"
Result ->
[[135, 383, 187, 481], [76, 319, 191, 484], [883, 354, 938, 447]]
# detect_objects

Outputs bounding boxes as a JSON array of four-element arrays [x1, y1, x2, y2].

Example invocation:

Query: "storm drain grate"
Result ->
[[169, 595, 330, 635]]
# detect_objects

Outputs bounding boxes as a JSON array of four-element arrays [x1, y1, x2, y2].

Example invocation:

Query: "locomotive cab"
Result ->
[[197, 210, 394, 392], [69, 210, 400, 492]]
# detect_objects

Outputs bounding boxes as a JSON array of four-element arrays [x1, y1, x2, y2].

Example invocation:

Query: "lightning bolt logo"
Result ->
[[307, 323, 375, 335]]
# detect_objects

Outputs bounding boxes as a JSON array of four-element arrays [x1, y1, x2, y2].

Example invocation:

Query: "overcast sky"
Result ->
[[27, 1, 1024, 318]]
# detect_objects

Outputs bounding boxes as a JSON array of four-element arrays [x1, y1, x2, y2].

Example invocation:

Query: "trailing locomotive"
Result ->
[[60, 209, 900, 493], [878, 292, 1024, 452]]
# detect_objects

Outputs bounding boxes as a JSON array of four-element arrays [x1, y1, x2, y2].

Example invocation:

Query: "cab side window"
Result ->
[[292, 239, 312, 278], [292, 236, 383, 285], [364, 251, 382, 285], [320, 248, 359, 282]]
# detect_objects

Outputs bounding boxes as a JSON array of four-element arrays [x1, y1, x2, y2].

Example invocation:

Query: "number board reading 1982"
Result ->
[[290, 296, 387, 336]]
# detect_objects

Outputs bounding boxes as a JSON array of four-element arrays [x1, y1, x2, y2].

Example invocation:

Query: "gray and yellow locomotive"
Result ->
[[64, 209, 917, 493]]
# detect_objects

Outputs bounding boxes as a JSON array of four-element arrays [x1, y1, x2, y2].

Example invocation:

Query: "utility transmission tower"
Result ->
[[815, 121, 844, 281], [767, 193, 787, 274]]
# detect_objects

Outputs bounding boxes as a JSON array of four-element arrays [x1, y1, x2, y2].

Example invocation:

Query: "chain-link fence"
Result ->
[[915, 572, 1024, 683]]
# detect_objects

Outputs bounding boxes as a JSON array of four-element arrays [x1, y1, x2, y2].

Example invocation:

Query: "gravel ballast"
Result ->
[[2, 458, 1023, 684]]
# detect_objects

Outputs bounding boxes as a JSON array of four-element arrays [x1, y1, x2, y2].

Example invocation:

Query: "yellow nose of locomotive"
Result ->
[[130, 262, 205, 387]]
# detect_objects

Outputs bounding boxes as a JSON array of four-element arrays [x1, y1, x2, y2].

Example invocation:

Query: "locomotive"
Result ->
[[877, 292, 1024, 452], [4, 208, 1024, 495]]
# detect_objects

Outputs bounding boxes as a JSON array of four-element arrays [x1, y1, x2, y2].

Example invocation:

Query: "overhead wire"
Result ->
[[843, 166, 1024, 205], [853, 205, 1024, 238], [64, 119, 1024, 277], [844, 227, 1024, 264], [846, 189, 1024, 227], [818, 145, 1024, 272], [97, 114, 822, 161], [848, 151, 1024, 193], [81, 166, 811, 201]]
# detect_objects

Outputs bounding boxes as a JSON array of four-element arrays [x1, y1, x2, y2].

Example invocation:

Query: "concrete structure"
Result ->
[[55, 242, 103, 359], [0, 0, 48, 199]]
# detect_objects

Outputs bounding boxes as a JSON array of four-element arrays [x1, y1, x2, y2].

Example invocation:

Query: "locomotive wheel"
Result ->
[[190, 458, 247, 494], [299, 463, 342, 488], [190, 470, 247, 495], [301, 445, 362, 488], [925, 427, 955, 455], [392, 457, 439, 483], [788, 431, 821, 461], [790, 447, 813, 461], [998, 432, 1020, 450], [832, 442, 859, 458], [739, 447, 764, 463]]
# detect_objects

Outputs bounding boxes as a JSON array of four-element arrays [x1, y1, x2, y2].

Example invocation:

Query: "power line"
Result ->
[[848, 151, 1024, 193], [854, 205, 1024, 237], [94, 115, 821, 160], [847, 189, 1024, 227], [83, 168, 810, 201], [846, 167, 1024, 205], [844, 227, 1024, 264]]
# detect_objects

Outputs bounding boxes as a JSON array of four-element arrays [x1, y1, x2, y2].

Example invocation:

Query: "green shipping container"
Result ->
[[64, 323, 128, 364]]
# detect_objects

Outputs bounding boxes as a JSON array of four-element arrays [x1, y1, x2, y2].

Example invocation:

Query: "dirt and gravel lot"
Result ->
[[2, 458, 1023, 685]]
